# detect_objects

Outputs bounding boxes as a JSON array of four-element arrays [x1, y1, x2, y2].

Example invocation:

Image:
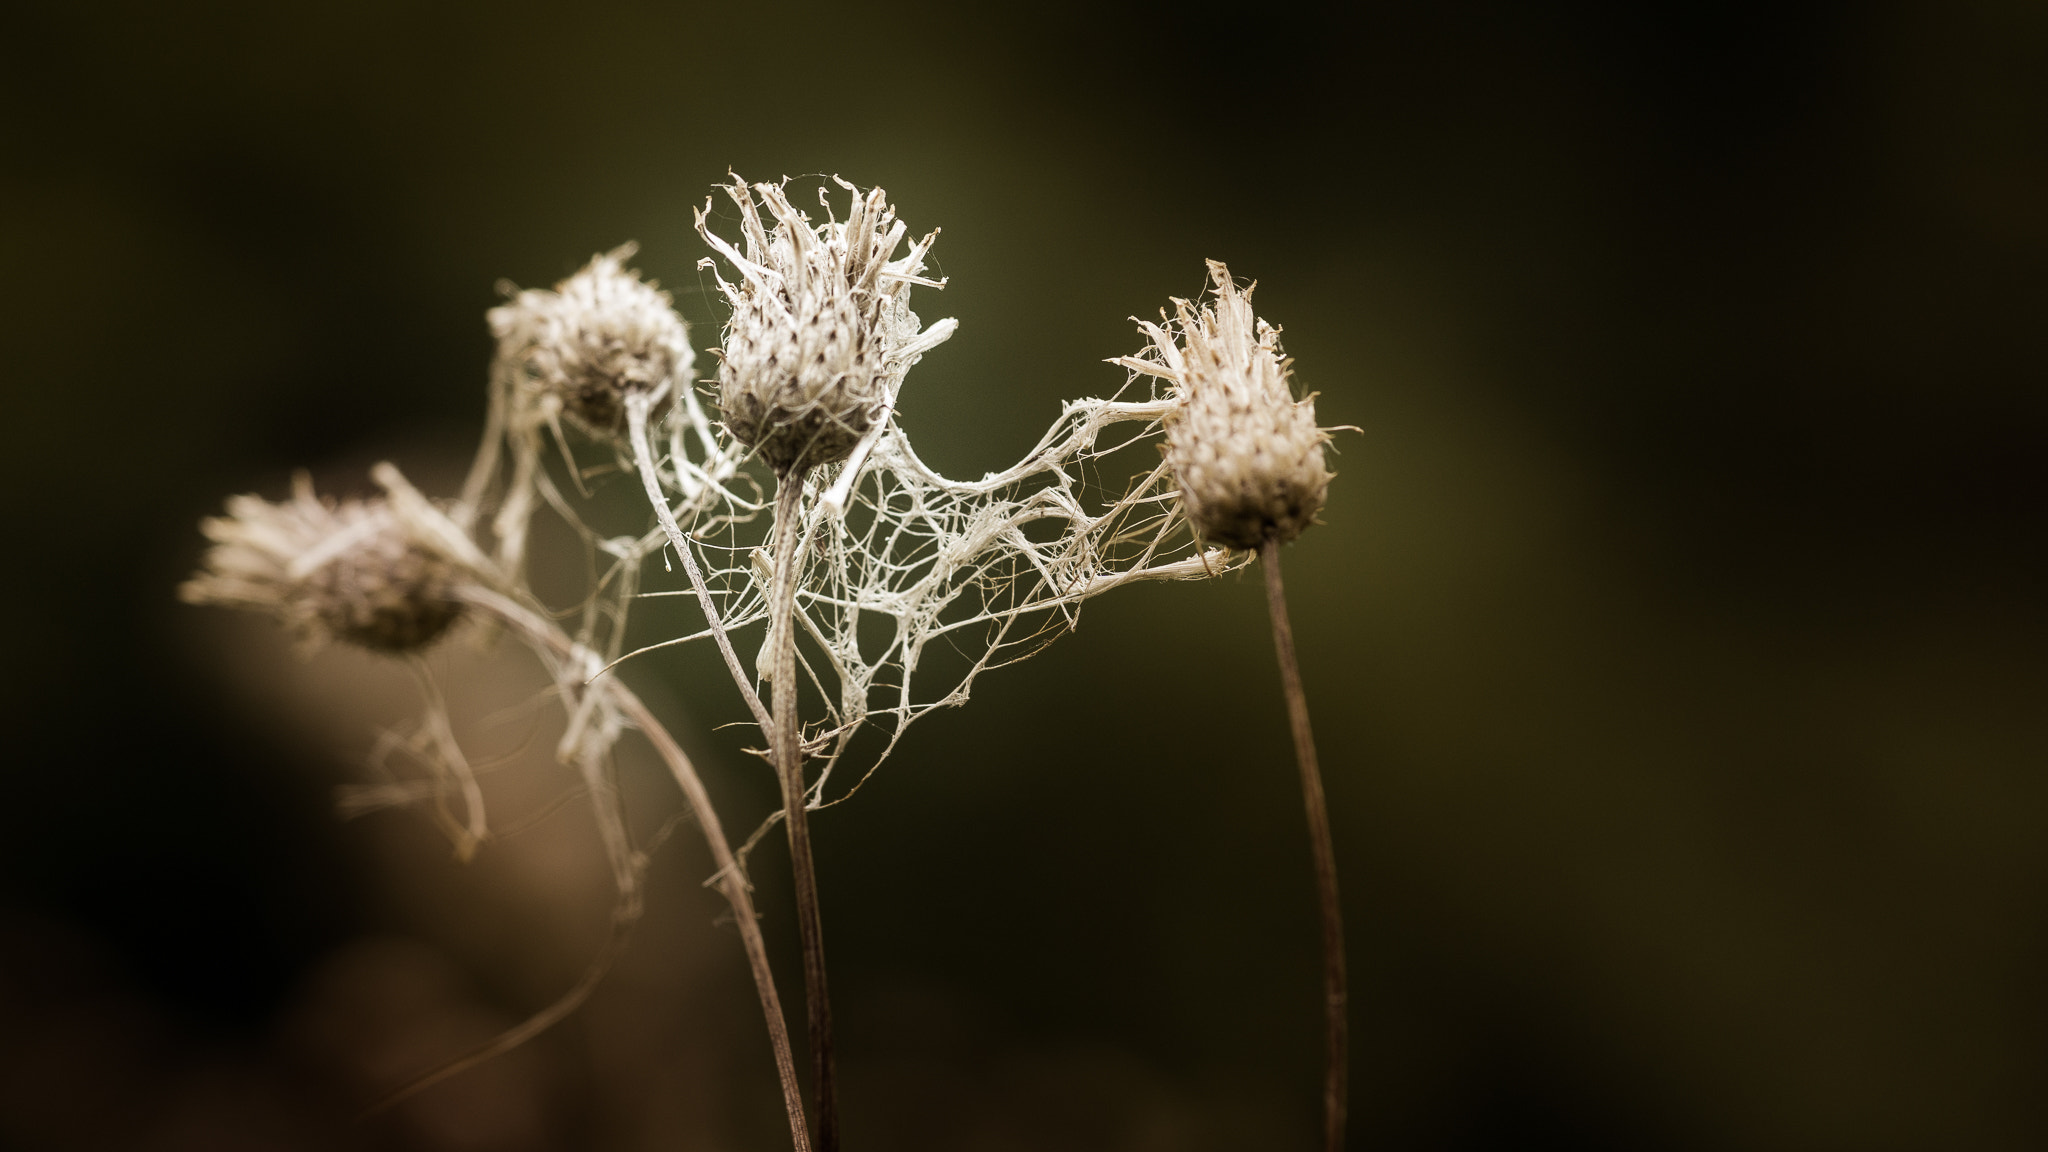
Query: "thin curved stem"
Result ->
[[770, 471, 840, 1152], [457, 585, 812, 1152], [628, 392, 773, 734], [404, 655, 488, 861], [613, 678, 812, 1152], [367, 917, 635, 1115], [1260, 538, 1347, 1152]]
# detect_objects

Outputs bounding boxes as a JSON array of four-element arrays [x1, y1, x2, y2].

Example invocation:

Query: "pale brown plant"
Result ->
[[185, 180, 1363, 1152], [1120, 260, 1349, 1152]]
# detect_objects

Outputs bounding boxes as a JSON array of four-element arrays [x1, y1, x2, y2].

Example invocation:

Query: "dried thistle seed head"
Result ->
[[489, 243, 693, 438], [1118, 260, 1333, 550], [181, 473, 468, 652], [695, 174, 950, 474]]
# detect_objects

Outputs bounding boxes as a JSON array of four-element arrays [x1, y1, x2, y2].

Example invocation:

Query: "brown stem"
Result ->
[[615, 679, 813, 1152], [366, 914, 635, 1116], [770, 472, 840, 1152], [1260, 539, 1348, 1152], [458, 586, 812, 1152]]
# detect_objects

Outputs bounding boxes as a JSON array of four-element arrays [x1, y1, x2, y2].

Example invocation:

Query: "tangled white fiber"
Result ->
[[615, 176, 1246, 839], [628, 394, 1239, 811]]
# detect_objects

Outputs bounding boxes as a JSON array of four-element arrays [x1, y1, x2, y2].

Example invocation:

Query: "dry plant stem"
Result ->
[[368, 921, 635, 1116], [455, 585, 813, 1152], [770, 471, 840, 1152], [613, 679, 812, 1152], [628, 392, 773, 733], [1259, 538, 1348, 1152], [406, 656, 488, 861]]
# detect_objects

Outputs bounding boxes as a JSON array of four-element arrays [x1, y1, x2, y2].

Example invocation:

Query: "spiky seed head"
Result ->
[[181, 473, 468, 653], [695, 174, 949, 474], [1118, 260, 1332, 550], [489, 243, 692, 438]]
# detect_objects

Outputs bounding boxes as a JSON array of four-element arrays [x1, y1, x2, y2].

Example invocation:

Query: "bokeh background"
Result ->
[[4, 1, 2046, 1148]]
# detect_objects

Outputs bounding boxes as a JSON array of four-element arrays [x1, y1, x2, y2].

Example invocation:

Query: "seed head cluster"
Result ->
[[490, 244, 692, 437], [181, 474, 468, 653], [178, 172, 1348, 1142], [696, 175, 945, 474], [1119, 261, 1332, 550]]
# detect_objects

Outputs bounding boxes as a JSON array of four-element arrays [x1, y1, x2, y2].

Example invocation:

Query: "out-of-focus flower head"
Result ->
[[489, 244, 693, 439], [182, 472, 473, 653]]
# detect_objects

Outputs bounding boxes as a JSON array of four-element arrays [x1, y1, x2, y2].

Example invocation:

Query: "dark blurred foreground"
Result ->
[[2, 2, 2045, 1149]]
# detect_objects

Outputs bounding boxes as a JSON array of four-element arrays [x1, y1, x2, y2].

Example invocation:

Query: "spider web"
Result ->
[[623, 376, 1243, 813]]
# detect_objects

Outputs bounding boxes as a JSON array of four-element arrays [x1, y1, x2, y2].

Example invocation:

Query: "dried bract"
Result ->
[[490, 244, 692, 438], [1118, 261, 1332, 549], [696, 175, 951, 474], [181, 473, 468, 652]]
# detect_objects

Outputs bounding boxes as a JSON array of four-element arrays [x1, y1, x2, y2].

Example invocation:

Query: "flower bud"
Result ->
[[182, 473, 468, 652], [696, 175, 948, 474], [489, 244, 692, 438], [1118, 261, 1332, 550]]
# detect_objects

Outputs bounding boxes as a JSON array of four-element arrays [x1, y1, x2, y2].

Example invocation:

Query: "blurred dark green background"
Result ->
[[3, 1, 2045, 1148]]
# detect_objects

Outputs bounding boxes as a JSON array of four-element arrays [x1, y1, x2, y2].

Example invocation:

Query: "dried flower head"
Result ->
[[489, 243, 692, 438], [1118, 261, 1333, 550], [181, 473, 469, 652], [695, 174, 950, 474]]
